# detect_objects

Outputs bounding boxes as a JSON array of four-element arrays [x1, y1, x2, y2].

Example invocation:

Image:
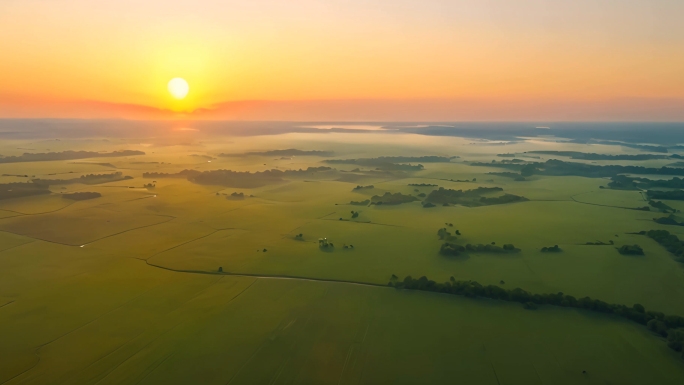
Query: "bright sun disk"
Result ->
[[168, 78, 189, 99]]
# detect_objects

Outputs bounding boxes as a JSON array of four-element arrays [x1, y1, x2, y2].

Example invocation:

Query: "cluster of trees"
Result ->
[[0, 150, 144, 164], [319, 238, 334, 249], [280, 167, 332, 175], [62, 192, 101, 201], [189, 167, 329, 188], [0, 182, 50, 200], [143, 169, 201, 179], [349, 199, 370, 206], [479, 194, 529, 205], [147, 167, 334, 188], [496, 159, 526, 164], [497, 153, 516, 158], [326, 156, 451, 164], [617, 244, 644, 255], [668, 330, 684, 353], [351, 211, 359, 218], [144, 183, 155, 189], [227, 192, 245, 200], [585, 240, 613, 245], [2, 173, 29, 177], [650, 200, 677, 213], [648, 190, 684, 201], [605, 175, 640, 190], [641, 230, 684, 262], [439, 241, 518, 256], [653, 215, 684, 226], [425, 187, 503, 206], [440, 243, 465, 256], [647, 177, 684, 189], [352, 185, 374, 190], [408, 183, 437, 187], [324, 157, 429, 171], [466, 243, 518, 253], [427, 187, 528, 207], [422, 202, 436, 208], [389, 276, 684, 358], [437, 227, 460, 241], [294, 233, 304, 240], [541, 245, 561, 252], [606, 175, 684, 191], [189, 169, 284, 188], [441, 178, 477, 183], [33, 172, 132, 186], [370, 192, 419, 205]]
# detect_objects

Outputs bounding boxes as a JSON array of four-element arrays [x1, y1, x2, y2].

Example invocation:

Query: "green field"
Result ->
[[1, 131, 684, 384]]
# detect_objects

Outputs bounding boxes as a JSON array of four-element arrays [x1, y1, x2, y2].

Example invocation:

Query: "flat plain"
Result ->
[[1, 127, 684, 384]]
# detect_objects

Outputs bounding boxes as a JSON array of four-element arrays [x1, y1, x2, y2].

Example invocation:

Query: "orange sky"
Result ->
[[1, 0, 683, 121]]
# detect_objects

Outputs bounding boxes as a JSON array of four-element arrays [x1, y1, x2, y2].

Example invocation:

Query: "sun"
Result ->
[[167, 78, 189, 99]]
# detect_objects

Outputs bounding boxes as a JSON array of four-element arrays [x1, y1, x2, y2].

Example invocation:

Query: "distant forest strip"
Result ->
[[0, 150, 144, 164], [68, 161, 116, 167], [390, 276, 684, 358], [369, 192, 418, 205], [62, 192, 101, 201], [0, 172, 132, 200], [218, 149, 334, 157], [605, 175, 684, 191], [525, 151, 670, 161], [32, 172, 132, 186], [325, 156, 452, 164], [143, 167, 333, 188], [473, 159, 684, 178], [324, 156, 453, 171], [647, 190, 684, 201], [587, 141, 670, 153], [424, 187, 528, 207]]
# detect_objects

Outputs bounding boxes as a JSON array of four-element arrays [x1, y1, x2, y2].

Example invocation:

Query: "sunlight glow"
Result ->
[[168, 78, 189, 99]]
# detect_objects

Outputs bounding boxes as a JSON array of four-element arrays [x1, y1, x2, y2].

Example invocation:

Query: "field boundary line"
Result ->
[[570, 191, 647, 211], [0, 200, 76, 219], [136, 258, 388, 289], [0, 214, 175, 247]]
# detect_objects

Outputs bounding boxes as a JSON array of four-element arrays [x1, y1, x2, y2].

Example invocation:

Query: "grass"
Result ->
[[2, 264, 684, 384], [1, 134, 684, 383]]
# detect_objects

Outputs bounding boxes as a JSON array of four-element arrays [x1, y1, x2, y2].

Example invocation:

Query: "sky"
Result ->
[[0, 0, 683, 121]]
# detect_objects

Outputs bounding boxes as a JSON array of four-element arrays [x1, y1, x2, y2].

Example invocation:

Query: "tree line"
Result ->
[[389, 276, 684, 358], [641, 230, 684, 262]]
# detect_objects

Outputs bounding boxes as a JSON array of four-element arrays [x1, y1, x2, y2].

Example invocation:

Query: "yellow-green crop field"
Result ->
[[1, 131, 684, 384]]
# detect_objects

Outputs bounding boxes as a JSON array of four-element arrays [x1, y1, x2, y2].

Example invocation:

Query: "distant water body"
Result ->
[[0, 119, 682, 146]]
